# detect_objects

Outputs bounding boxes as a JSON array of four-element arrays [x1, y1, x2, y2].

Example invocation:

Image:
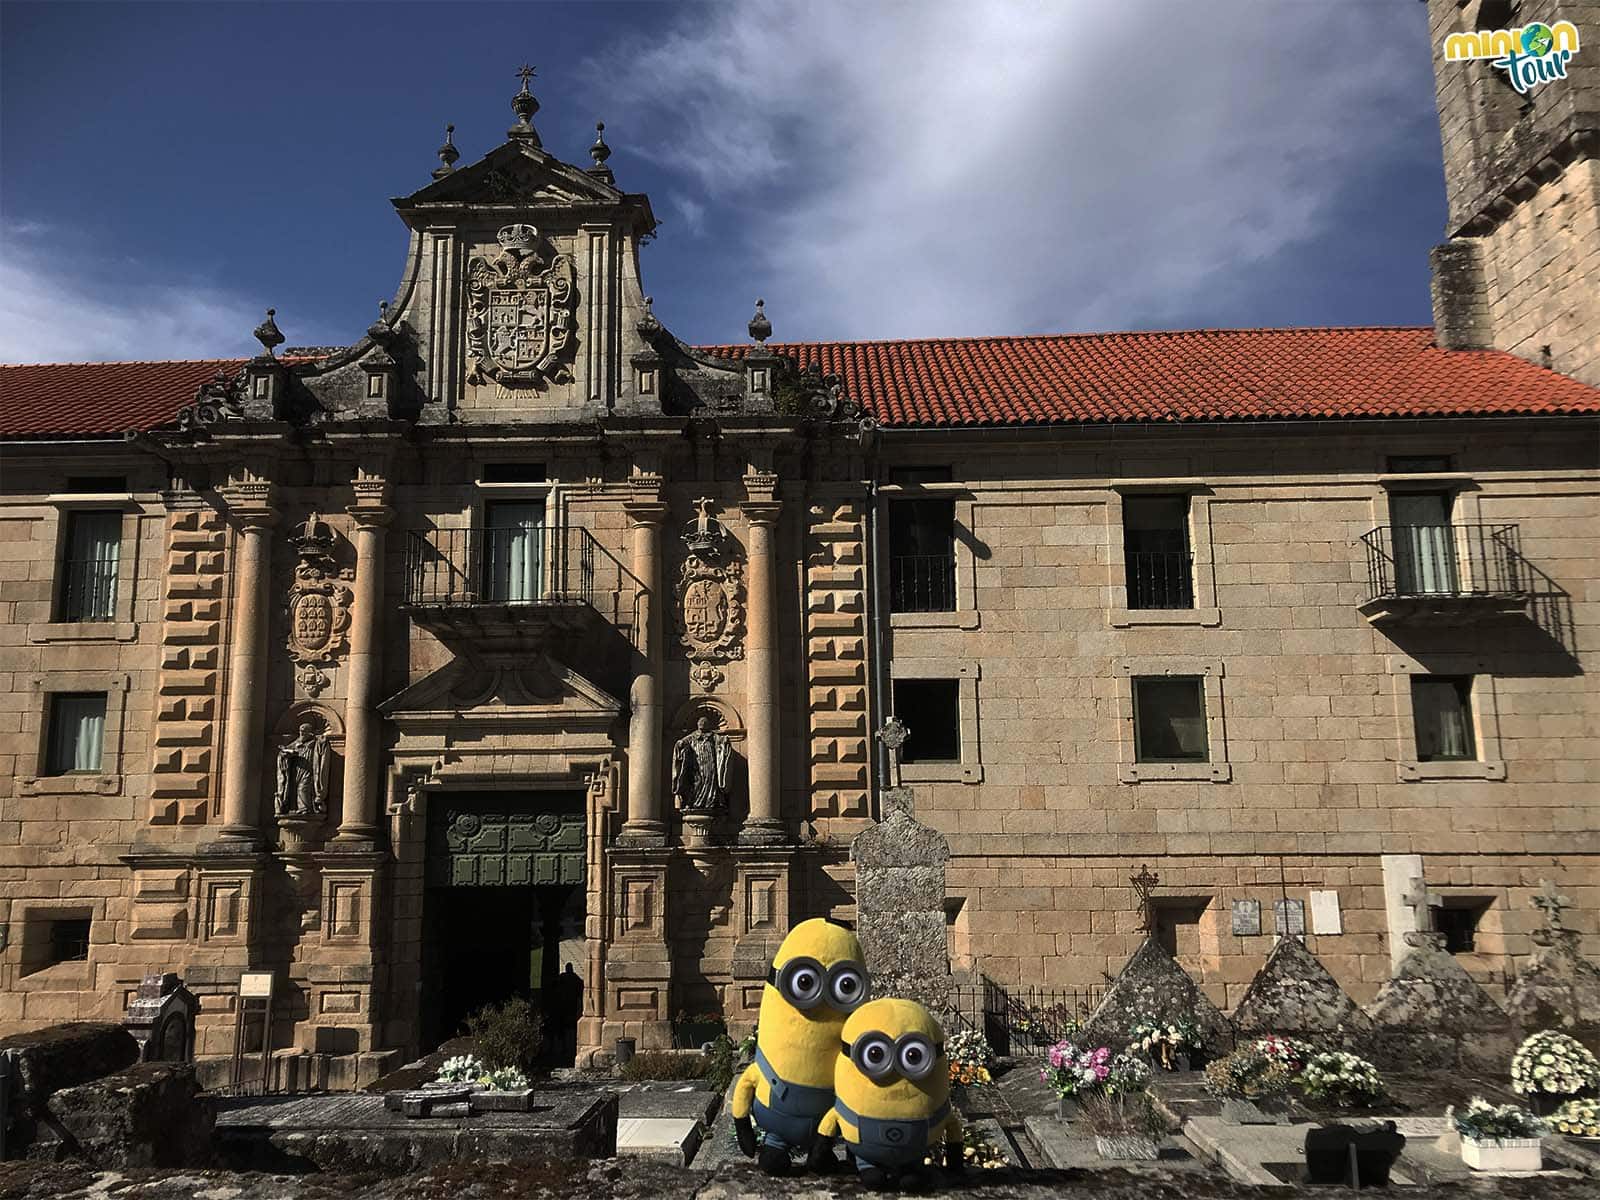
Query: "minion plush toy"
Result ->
[[809, 997, 964, 1191], [731, 918, 871, 1174]]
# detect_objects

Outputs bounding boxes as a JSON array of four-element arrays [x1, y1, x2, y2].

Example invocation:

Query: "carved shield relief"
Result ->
[[676, 555, 743, 661], [465, 224, 577, 387]]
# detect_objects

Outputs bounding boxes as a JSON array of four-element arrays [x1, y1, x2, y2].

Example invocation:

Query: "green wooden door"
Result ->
[[427, 796, 585, 888]]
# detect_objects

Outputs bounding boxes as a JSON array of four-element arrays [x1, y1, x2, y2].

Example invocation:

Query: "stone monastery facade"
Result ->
[[0, 2, 1597, 1083]]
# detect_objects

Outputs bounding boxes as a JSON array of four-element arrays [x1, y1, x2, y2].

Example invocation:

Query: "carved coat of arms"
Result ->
[[286, 514, 352, 680], [465, 224, 577, 387], [676, 555, 744, 661]]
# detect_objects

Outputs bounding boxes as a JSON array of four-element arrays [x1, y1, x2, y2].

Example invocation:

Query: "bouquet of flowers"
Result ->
[[1041, 1040, 1111, 1098], [1130, 1017, 1202, 1068], [483, 1065, 530, 1090], [1202, 1045, 1293, 1100], [948, 1029, 995, 1088], [1252, 1035, 1312, 1073], [435, 1054, 487, 1084], [1550, 1097, 1600, 1139], [1296, 1051, 1385, 1108], [1451, 1097, 1546, 1142], [1104, 1048, 1153, 1096], [1511, 1031, 1600, 1098]]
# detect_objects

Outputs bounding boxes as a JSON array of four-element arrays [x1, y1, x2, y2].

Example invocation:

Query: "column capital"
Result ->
[[742, 470, 779, 505], [220, 481, 277, 526], [346, 502, 394, 529], [350, 474, 392, 514], [740, 500, 782, 526], [624, 500, 670, 526]]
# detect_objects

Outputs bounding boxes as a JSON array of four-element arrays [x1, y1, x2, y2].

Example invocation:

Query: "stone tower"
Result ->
[[1425, 1, 1599, 384]]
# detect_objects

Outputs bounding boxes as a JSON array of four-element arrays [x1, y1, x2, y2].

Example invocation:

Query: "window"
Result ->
[[483, 501, 544, 603], [1412, 676, 1476, 762], [888, 496, 956, 613], [57, 509, 121, 621], [1386, 455, 1453, 474], [1391, 491, 1459, 595], [1431, 899, 1491, 955], [1122, 495, 1193, 609], [1153, 898, 1209, 959], [892, 679, 960, 763], [46, 693, 107, 774], [1133, 677, 1208, 762], [48, 918, 92, 964]]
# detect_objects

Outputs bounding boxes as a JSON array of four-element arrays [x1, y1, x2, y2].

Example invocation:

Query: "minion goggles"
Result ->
[[841, 1031, 944, 1082], [766, 957, 871, 1012]]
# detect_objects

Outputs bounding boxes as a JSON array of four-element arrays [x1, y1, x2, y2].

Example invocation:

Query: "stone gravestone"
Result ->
[[123, 973, 198, 1063], [1079, 937, 1233, 1053], [849, 785, 954, 1013], [1505, 880, 1600, 1030], [1231, 934, 1372, 1036]]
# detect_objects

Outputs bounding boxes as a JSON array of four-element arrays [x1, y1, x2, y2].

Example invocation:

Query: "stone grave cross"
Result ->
[[1531, 878, 1572, 947], [1131, 864, 1160, 935], [878, 717, 909, 789], [1402, 876, 1444, 949]]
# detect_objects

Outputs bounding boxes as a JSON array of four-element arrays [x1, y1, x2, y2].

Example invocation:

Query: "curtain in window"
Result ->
[[1392, 493, 1456, 595], [66, 511, 121, 620], [1413, 678, 1474, 762], [485, 503, 544, 604], [50, 695, 106, 773], [1135, 679, 1208, 761]]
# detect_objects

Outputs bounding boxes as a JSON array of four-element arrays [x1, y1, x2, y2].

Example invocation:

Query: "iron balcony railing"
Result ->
[[1361, 523, 1524, 602], [889, 553, 957, 613], [1125, 550, 1195, 610], [403, 524, 638, 627], [58, 557, 118, 621]]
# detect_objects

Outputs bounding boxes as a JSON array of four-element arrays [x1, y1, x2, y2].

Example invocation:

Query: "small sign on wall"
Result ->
[[1273, 898, 1306, 936], [239, 972, 275, 999], [1309, 890, 1343, 935], [1231, 898, 1262, 936]]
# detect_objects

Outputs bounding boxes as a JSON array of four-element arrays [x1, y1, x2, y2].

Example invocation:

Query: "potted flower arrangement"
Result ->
[[1079, 1091, 1167, 1161], [1452, 1097, 1546, 1171], [672, 1009, 728, 1051], [1203, 1044, 1293, 1124], [1130, 1017, 1202, 1071], [947, 1029, 995, 1102], [1041, 1040, 1111, 1119], [433, 1055, 530, 1092], [1253, 1034, 1312, 1074], [1511, 1031, 1600, 1115], [1550, 1097, 1600, 1140], [1104, 1049, 1153, 1096], [1297, 1051, 1386, 1109]]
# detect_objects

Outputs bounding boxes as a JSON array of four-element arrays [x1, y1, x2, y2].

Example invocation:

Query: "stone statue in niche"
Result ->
[[275, 721, 331, 817], [671, 716, 732, 812]]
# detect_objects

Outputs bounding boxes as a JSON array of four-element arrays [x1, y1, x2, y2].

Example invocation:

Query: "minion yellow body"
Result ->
[[729, 918, 870, 1172], [815, 998, 963, 1184]]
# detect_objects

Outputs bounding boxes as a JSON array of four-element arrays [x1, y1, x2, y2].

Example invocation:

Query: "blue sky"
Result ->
[[1, 1, 1447, 363]]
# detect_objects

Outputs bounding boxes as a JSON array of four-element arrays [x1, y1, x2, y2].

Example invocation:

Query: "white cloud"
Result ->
[[0, 221, 267, 363], [587, 0, 1437, 340]]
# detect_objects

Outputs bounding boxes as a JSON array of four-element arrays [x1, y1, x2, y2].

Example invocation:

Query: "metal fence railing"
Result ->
[[1125, 550, 1194, 610], [949, 980, 1106, 1057], [889, 553, 957, 613], [1360, 523, 1524, 603]]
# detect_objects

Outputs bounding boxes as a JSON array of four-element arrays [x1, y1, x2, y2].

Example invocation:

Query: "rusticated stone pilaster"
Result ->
[[805, 502, 869, 819]]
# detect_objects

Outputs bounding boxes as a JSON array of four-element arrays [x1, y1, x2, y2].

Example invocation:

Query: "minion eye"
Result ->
[[853, 1034, 896, 1081], [827, 965, 868, 1011], [778, 957, 826, 1009], [897, 1036, 935, 1081]]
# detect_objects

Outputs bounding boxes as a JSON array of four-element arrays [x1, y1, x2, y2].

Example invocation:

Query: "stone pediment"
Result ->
[[378, 650, 621, 733], [395, 141, 635, 213]]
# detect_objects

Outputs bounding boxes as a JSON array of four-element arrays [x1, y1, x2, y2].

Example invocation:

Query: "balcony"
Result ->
[[402, 524, 639, 650], [889, 553, 957, 613], [1125, 550, 1195, 610], [1358, 523, 1528, 624]]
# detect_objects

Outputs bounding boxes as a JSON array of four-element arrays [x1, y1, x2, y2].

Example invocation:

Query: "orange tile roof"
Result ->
[[2, 328, 1597, 438]]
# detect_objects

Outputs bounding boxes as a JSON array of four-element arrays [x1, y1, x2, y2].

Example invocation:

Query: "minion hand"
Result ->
[[806, 1133, 838, 1173], [734, 1115, 757, 1158], [945, 1140, 965, 1173]]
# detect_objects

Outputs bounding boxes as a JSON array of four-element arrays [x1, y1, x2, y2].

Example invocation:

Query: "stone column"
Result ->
[[335, 488, 391, 846], [217, 483, 276, 846], [620, 498, 668, 847], [740, 492, 785, 846]]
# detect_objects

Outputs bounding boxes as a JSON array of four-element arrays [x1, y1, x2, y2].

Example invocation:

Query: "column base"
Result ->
[[616, 820, 668, 848], [329, 827, 381, 852], [201, 829, 265, 854], [736, 819, 788, 848]]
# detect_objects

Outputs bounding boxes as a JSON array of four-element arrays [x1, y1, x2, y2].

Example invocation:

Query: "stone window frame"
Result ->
[[887, 661, 983, 784], [878, 482, 980, 631], [471, 475, 563, 595], [12, 899, 101, 990], [29, 495, 142, 643], [1114, 656, 1231, 783], [1105, 482, 1221, 629], [1385, 653, 1506, 782], [18, 671, 131, 796]]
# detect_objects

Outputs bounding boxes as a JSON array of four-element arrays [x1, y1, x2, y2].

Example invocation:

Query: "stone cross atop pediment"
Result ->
[[1402, 876, 1444, 949], [877, 717, 909, 789]]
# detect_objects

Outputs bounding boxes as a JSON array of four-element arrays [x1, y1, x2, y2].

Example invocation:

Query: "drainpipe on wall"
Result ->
[[865, 448, 890, 819]]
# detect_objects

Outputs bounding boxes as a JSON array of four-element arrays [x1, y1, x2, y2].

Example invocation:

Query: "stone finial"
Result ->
[[1131, 864, 1159, 933], [509, 64, 542, 145], [253, 308, 285, 357], [588, 121, 615, 183], [367, 300, 391, 344], [637, 295, 660, 338], [878, 717, 909, 788], [433, 123, 459, 179], [747, 298, 772, 344]]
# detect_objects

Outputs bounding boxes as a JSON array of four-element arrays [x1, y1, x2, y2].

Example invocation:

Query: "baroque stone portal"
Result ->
[[465, 224, 577, 387], [275, 722, 331, 817], [671, 716, 732, 813]]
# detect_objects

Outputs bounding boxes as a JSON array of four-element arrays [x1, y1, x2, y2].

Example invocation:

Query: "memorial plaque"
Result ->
[[1231, 898, 1262, 936], [1273, 898, 1306, 936], [240, 972, 275, 999], [1310, 890, 1343, 935]]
